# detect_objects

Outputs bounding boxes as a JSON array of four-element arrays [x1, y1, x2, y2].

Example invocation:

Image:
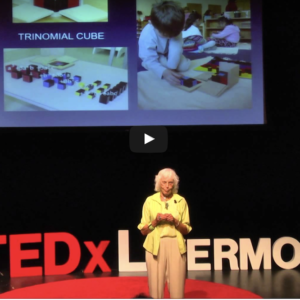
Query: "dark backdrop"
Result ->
[[0, 2, 299, 273]]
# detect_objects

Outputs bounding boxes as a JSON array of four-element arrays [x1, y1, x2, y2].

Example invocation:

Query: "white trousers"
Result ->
[[146, 237, 187, 299]]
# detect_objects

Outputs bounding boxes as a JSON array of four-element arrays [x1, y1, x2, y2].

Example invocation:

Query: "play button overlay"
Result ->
[[144, 133, 155, 144], [130, 126, 168, 153]]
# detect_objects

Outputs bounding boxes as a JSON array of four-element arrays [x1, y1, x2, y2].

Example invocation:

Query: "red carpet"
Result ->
[[0, 277, 262, 298]]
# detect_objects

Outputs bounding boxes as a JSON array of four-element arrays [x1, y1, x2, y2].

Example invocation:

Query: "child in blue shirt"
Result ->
[[139, 1, 190, 85]]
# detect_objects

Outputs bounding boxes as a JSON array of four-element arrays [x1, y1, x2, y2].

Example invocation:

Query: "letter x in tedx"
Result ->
[[84, 241, 111, 272]]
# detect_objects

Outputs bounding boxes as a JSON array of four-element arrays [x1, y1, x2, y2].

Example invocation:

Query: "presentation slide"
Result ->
[[0, 0, 264, 127]]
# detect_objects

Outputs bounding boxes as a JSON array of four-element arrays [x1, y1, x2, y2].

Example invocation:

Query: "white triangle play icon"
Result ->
[[144, 133, 155, 145]]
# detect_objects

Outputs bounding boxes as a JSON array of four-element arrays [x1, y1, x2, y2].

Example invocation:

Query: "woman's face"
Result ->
[[160, 177, 174, 197]]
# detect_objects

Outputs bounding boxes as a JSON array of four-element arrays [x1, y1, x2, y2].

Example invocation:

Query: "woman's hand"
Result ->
[[156, 213, 167, 223], [164, 213, 176, 224]]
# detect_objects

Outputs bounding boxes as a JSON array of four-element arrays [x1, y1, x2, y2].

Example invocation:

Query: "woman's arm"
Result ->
[[172, 199, 192, 235], [165, 214, 190, 235], [174, 218, 189, 235], [140, 213, 166, 235], [141, 219, 159, 236]]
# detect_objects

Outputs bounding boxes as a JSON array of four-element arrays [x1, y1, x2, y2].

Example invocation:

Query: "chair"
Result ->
[[93, 48, 126, 66]]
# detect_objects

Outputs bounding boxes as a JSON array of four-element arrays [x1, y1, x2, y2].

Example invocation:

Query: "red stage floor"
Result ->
[[0, 277, 261, 298]]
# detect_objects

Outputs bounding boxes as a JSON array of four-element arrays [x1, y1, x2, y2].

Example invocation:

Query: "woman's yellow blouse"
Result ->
[[138, 192, 192, 255]]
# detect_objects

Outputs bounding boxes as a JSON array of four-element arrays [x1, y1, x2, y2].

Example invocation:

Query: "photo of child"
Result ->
[[137, 0, 252, 110], [139, 1, 191, 86], [209, 16, 240, 47], [182, 11, 216, 52]]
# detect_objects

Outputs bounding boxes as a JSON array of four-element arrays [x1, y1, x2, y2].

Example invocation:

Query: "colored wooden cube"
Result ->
[[117, 84, 124, 94], [42, 74, 52, 80], [115, 83, 126, 93], [240, 64, 250, 69], [75, 89, 85, 96], [29, 64, 38, 71], [111, 91, 118, 100], [220, 77, 227, 85], [99, 93, 110, 104], [88, 92, 96, 99], [218, 72, 228, 85], [31, 70, 41, 79], [22, 74, 33, 83], [212, 71, 228, 85], [120, 85, 126, 93], [180, 77, 197, 88], [212, 75, 221, 83], [211, 74, 220, 83], [43, 79, 55, 88], [57, 82, 66, 90], [115, 84, 123, 94], [11, 71, 22, 79], [111, 87, 120, 96], [93, 80, 101, 86], [103, 83, 110, 89], [40, 68, 49, 74], [62, 72, 71, 79], [84, 84, 94, 91], [119, 82, 128, 92], [96, 88, 105, 94], [106, 90, 117, 101], [119, 81, 127, 88], [180, 76, 189, 85], [74, 75, 81, 82], [99, 94, 107, 104], [66, 79, 74, 86], [53, 76, 63, 83], [99, 90, 115, 103], [21, 67, 30, 75], [6, 65, 17, 72]]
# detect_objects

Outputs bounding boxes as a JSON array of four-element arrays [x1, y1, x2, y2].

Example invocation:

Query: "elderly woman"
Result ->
[[138, 168, 192, 299]]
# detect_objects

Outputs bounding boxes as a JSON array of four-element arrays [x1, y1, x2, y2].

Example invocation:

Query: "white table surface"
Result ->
[[138, 57, 252, 110], [4, 57, 128, 111]]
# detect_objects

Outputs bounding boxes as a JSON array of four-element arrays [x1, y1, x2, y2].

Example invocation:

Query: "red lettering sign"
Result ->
[[84, 241, 111, 273], [0, 235, 7, 244], [10, 233, 42, 277], [1, 232, 111, 277], [44, 232, 81, 275]]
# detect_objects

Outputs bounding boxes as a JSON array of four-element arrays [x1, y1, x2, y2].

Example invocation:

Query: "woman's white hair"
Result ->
[[154, 168, 179, 194]]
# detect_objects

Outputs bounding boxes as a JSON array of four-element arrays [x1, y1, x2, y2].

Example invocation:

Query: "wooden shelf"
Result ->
[[205, 17, 251, 42]]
